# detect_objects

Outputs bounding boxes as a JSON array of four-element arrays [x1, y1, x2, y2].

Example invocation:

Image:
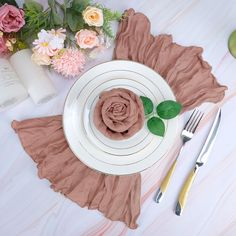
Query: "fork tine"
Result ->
[[188, 111, 204, 133], [191, 112, 204, 133], [188, 110, 202, 132], [184, 109, 197, 131], [185, 109, 199, 131]]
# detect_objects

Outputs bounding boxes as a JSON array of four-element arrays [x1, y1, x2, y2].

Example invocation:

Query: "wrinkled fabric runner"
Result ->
[[12, 9, 227, 229], [114, 9, 227, 111], [12, 116, 141, 229]]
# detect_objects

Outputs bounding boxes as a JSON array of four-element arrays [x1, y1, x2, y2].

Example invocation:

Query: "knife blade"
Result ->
[[196, 108, 221, 166], [175, 108, 221, 216]]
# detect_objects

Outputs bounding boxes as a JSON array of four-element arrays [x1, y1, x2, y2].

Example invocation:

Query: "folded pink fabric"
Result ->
[[12, 116, 141, 229], [114, 9, 227, 111], [93, 88, 145, 140], [12, 9, 227, 229]]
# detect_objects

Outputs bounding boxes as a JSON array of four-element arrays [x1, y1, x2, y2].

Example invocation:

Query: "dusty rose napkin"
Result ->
[[12, 116, 141, 229], [114, 9, 227, 111], [12, 9, 227, 229]]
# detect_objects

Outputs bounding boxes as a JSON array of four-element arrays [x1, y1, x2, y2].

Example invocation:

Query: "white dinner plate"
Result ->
[[63, 60, 178, 175]]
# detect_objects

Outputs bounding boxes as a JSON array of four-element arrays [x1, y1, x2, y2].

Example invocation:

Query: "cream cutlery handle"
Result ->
[[175, 166, 199, 216], [154, 159, 178, 203], [155, 145, 184, 203]]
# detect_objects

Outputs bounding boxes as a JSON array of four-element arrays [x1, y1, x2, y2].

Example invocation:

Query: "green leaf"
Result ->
[[72, 0, 90, 13], [101, 8, 121, 38], [24, 0, 43, 12], [48, 0, 55, 8], [147, 117, 165, 137], [0, 0, 18, 7], [16, 40, 28, 50], [140, 96, 154, 115], [64, 0, 72, 8], [102, 22, 114, 38], [156, 100, 182, 119], [52, 10, 63, 26], [228, 30, 236, 58], [103, 8, 122, 21], [66, 9, 84, 32]]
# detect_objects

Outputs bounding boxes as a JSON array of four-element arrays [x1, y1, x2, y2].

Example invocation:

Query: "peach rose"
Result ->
[[93, 88, 145, 140], [82, 6, 103, 27], [75, 29, 99, 49], [0, 4, 25, 33]]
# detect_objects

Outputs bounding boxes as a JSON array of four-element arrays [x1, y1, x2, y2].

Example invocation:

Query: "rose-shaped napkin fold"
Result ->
[[93, 88, 145, 140]]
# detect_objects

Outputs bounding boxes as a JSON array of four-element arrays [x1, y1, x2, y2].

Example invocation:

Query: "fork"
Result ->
[[154, 109, 204, 203]]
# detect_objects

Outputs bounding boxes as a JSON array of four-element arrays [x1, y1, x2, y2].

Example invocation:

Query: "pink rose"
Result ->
[[75, 29, 99, 49], [0, 33, 9, 56], [0, 4, 25, 33]]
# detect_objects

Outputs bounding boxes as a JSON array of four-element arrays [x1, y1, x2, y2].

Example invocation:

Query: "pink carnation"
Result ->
[[0, 4, 25, 33], [52, 48, 86, 78]]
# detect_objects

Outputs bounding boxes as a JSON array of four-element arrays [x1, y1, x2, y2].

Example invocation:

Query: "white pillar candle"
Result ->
[[0, 58, 28, 112], [10, 49, 57, 104]]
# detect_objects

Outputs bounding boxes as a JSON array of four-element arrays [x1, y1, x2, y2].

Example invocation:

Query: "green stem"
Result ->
[[55, 0, 67, 28], [55, 1, 64, 11], [63, 0, 67, 28]]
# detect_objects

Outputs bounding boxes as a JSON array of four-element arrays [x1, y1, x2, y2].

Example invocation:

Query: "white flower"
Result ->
[[33, 29, 65, 56], [33, 30, 55, 56], [48, 28, 66, 41], [50, 36, 64, 50]]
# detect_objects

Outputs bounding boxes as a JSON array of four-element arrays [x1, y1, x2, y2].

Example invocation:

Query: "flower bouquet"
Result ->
[[0, 0, 121, 77]]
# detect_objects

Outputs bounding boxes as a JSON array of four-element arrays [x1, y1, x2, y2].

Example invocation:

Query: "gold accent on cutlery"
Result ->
[[155, 159, 177, 203], [154, 109, 204, 203], [175, 166, 198, 216], [175, 108, 221, 216]]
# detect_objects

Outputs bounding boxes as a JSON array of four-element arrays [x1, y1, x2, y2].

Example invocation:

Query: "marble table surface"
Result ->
[[1, 0, 236, 235]]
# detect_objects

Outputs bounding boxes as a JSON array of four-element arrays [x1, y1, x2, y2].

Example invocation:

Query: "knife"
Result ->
[[175, 108, 221, 216]]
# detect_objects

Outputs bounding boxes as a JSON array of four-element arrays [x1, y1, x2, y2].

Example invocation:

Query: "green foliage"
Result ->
[[101, 7, 122, 38], [72, 0, 90, 13], [156, 100, 182, 119], [51, 9, 63, 26], [16, 0, 121, 46], [147, 117, 165, 137], [0, 0, 18, 7], [15, 40, 28, 51], [64, 0, 90, 32], [103, 8, 122, 22], [24, 0, 43, 12], [140, 96, 181, 137], [102, 22, 113, 38], [47, 0, 55, 8], [47, 0, 63, 27], [66, 9, 84, 32], [22, 1, 50, 40], [140, 96, 154, 116], [22, 0, 64, 41]]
